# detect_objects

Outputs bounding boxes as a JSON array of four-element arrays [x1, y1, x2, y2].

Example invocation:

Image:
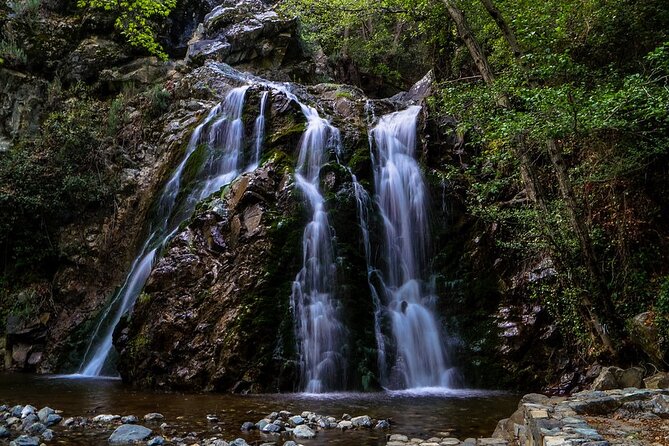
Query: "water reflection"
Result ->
[[0, 374, 519, 445]]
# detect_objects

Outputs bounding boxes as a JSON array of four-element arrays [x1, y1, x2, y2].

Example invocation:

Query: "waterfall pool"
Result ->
[[0, 373, 519, 445]]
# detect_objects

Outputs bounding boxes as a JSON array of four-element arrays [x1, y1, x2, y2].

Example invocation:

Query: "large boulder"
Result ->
[[644, 372, 669, 389], [63, 37, 130, 83], [628, 312, 667, 365], [186, 0, 310, 80], [591, 366, 622, 391]]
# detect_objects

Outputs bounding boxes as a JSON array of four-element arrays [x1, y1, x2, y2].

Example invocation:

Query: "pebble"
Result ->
[[240, 421, 255, 431], [144, 413, 165, 421], [36, 408, 54, 424], [26, 422, 46, 435], [21, 406, 36, 419], [148, 436, 165, 446], [122, 415, 138, 424], [351, 415, 372, 427], [41, 429, 54, 441], [92, 414, 121, 423], [262, 423, 281, 433], [44, 414, 61, 426]]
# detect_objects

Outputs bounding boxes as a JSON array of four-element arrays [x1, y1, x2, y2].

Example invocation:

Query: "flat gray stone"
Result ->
[[108, 424, 152, 444], [9, 436, 40, 446]]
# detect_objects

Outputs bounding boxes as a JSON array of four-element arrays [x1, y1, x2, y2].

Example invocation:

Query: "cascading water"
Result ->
[[197, 86, 249, 200], [290, 103, 346, 393], [370, 105, 453, 389], [249, 90, 269, 171], [350, 173, 388, 385], [78, 86, 258, 377]]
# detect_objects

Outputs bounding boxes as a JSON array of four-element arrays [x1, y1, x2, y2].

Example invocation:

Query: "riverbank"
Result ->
[[2, 386, 668, 446], [0, 373, 519, 445], [1, 372, 667, 446], [386, 374, 669, 446]]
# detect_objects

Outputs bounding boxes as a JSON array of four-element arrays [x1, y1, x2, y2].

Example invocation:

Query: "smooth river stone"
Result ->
[[108, 424, 152, 444]]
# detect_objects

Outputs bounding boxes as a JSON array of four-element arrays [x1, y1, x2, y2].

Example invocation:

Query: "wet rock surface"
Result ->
[[186, 0, 310, 81], [1, 402, 392, 446]]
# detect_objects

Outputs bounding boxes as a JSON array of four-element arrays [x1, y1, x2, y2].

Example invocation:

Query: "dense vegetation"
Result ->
[[282, 0, 669, 365], [1, 0, 668, 388]]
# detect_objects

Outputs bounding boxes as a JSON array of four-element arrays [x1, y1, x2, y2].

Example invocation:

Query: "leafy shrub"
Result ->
[[145, 84, 171, 118], [77, 0, 177, 60], [0, 93, 115, 274]]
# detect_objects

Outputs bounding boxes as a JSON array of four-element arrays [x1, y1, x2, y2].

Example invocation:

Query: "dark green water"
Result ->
[[0, 374, 520, 445]]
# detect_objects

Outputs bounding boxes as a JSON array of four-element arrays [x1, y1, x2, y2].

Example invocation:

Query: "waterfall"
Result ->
[[197, 86, 249, 200], [249, 90, 269, 171], [78, 86, 257, 377], [350, 173, 388, 385], [290, 102, 346, 393], [370, 105, 453, 389]]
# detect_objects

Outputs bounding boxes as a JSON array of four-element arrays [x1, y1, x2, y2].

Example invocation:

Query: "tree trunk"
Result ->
[[545, 140, 617, 319], [478, 0, 522, 60], [442, 0, 619, 357], [441, 0, 496, 85]]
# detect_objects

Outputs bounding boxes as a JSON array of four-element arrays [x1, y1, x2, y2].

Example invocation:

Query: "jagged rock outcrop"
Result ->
[[185, 0, 312, 81], [111, 68, 378, 391], [115, 158, 303, 392]]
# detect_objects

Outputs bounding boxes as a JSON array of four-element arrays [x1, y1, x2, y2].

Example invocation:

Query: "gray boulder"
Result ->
[[350, 415, 372, 428], [9, 436, 40, 446], [37, 407, 54, 423], [108, 425, 153, 444], [292, 425, 316, 439], [591, 367, 622, 391], [618, 367, 645, 388]]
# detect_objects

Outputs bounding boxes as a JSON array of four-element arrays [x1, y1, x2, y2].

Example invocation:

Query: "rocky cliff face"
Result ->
[[110, 65, 382, 391], [0, 0, 577, 393]]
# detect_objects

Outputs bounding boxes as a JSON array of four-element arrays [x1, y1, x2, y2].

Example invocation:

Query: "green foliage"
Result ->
[[108, 95, 126, 135], [77, 0, 177, 59], [0, 90, 115, 274], [7, 0, 41, 17], [145, 84, 171, 118], [428, 0, 669, 351], [0, 0, 41, 65], [0, 37, 26, 64], [656, 276, 669, 352], [279, 0, 452, 91]]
